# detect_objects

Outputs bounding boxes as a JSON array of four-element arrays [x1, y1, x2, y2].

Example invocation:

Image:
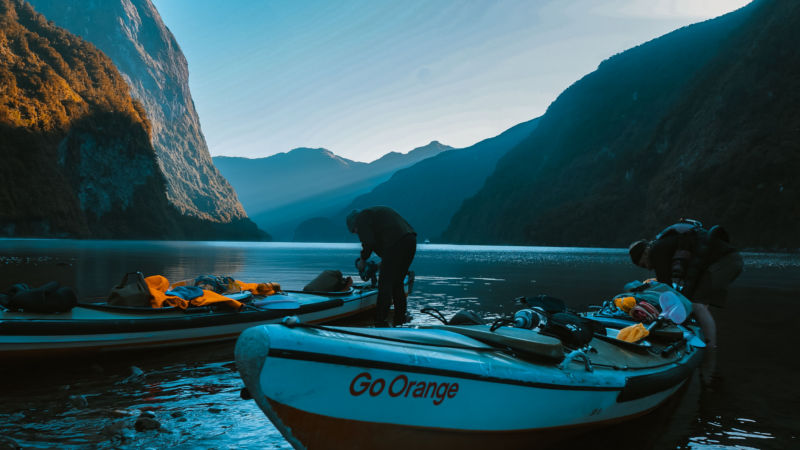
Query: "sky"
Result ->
[[152, 0, 751, 162]]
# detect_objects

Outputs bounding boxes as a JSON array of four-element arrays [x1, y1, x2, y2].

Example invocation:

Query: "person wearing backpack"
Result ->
[[347, 206, 416, 327], [628, 219, 743, 348]]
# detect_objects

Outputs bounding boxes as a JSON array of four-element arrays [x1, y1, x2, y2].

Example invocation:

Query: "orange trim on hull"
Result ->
[[265, 395, 678, 450]]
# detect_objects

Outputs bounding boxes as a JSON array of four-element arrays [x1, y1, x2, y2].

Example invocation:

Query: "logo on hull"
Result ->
[[349, 372, 459, 405]]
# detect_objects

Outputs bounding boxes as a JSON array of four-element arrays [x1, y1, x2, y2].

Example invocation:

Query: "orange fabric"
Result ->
[[146, 275, 188, 309], [144, 275, 242, 310], [190, 289, 243, 309], [235, 280, 280, 296], [614, 296, 636, 313], [617, 323, 650, 343]]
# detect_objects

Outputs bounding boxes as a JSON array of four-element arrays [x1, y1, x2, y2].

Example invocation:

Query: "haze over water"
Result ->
[[0, 240, 797, 448]]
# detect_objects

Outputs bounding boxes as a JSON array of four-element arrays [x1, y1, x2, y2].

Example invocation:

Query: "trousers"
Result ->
[[375, 233, 416, 326]]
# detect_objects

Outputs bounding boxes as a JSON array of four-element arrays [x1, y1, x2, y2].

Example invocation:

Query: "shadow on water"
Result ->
[[0, 241, 798, 449]]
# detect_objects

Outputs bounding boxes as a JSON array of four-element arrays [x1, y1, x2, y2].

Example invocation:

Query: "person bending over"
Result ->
[[628, 220, 743, 348], [347, 206, 416, 327]]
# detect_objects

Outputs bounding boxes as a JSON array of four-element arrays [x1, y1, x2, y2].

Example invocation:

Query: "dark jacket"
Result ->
[[649, 228, 737, 298], [353, 206, 416, 259]]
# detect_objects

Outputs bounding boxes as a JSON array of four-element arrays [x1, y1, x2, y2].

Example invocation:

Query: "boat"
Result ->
[[235, 303, 705, 449], [0, 274, 413, 358]]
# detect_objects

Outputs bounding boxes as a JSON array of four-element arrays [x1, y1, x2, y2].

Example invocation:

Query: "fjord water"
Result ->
[[0, 240, 797, 449]]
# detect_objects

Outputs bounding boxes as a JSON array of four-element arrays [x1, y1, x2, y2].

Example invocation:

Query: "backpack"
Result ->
[[303, 270, 353, 293], [540, 312, 600, 349], [655, 219, 708, 281], [108, 272, 151, 307], [3, 281, 78, 313], [655, 218, 705, 240]]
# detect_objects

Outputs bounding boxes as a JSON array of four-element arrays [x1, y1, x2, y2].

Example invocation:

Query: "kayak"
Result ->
[[0, 276, 413, 358], [235, 311, 704, 449]]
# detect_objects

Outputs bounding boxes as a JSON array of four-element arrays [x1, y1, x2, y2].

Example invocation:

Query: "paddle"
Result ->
[[659, 291, 692, 323], [648, 291, 706, 348], [646, 291, 692, 331]]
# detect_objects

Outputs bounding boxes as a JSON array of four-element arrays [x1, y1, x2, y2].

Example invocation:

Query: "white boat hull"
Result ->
[[236, 322, 703, 449]]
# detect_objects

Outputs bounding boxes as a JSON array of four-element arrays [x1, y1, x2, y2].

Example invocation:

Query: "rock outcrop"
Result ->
[[29, 0, 254, 227], [0, 0, 265, 240]]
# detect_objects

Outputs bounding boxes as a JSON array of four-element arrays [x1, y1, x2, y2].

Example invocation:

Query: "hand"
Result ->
[[356, 258, 366, 272]]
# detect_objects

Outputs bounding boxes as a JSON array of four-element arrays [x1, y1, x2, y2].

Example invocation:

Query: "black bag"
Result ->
[[541, 312, 598, 348], [448, 309, 486, 325], [108, 272, 151, 307], [303, 270, 352, 293], [3, 281, 77, 313]]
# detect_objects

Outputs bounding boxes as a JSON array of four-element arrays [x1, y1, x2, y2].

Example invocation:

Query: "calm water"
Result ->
[[0, 240, 798, 449]]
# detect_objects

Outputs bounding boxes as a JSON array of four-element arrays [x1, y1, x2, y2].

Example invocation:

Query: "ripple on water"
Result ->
[[686, 416, 778, 449]]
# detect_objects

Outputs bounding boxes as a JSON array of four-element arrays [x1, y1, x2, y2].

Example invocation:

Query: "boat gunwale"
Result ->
[[0, 297, 350, 335], [267, 347, 623, 392]]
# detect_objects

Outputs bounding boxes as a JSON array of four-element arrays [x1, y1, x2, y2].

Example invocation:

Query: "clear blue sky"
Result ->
[[152, 0, 750, 162]]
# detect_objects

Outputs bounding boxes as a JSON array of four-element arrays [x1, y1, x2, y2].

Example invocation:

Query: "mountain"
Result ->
[[0, 0, 259, 239], [295, 118, 541, 242], [28, 0, 261, 237], [443, 0, 799, 249], [215, 141, 451, 240], [214, 148, 367, 215]]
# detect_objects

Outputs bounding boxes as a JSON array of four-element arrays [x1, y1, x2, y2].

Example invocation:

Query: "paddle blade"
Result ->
[[658, 291, 692, 324]]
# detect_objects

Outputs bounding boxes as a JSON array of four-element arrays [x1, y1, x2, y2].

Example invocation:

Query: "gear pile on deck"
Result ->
[[0, 270, 413, 357]]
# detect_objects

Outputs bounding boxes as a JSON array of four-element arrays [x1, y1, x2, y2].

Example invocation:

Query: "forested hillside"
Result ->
[[0, 0, 264, 239], [28, 0, 257, 232], [444, 0, 798, 249], [306, 118, 540, 242]]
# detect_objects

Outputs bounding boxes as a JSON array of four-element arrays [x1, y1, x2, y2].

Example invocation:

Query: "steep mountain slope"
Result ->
[[215, 141, 451, 240], [444, 0, 797, 249], [639, 0, 800, 249], [0, 0, 266, 240], [28, 0, 256, 230], [0, 0, 177, 238], [306, 118, 541, 242]]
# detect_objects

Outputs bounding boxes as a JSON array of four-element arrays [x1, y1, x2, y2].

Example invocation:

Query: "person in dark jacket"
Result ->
[[347, 206, 416, 327], [628, 221, 743, 348]]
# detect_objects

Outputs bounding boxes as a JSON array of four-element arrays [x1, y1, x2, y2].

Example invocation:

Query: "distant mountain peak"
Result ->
[[273, 147, 358, 168], [214, 140, 451, 240], [372, 141, 453, 164], [414, 140, 449, 151], [288, 147, 332, 155]]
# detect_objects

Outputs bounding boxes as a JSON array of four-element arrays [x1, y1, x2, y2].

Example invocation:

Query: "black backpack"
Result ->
[[540, 312, 602, 349], [516, 294, 603, 348], [2, 281, 78, 313]]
